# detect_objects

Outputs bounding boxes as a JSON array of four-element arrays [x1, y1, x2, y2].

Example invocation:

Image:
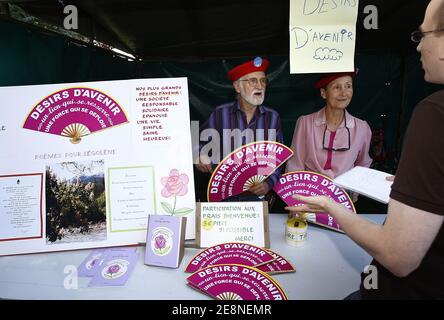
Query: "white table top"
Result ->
[[0, 214, 385, 300]]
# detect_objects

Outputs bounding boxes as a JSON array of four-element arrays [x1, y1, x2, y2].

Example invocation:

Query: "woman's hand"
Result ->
[[249, 182, 270, 196]]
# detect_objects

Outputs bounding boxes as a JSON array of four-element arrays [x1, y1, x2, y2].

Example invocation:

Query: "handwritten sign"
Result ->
[[196, 202, 270, 248], [289, 0, 359, 73]]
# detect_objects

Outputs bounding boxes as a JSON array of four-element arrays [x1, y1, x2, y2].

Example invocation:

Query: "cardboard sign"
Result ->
[[289, 0, 360, 73], [196, 202, 270, 248]]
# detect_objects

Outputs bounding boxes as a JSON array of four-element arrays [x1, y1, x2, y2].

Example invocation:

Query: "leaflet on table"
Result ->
[[274, 171, 356, 232], [185, 242, 295, 275], [256, 250, 296, 274], [207, 141, 293, 202], [185, 242, 275, 273], [0, 78, 196, 256], [88, 249, 139, 287], [187, 264, 288, 300], [77, 247, 138, 277]]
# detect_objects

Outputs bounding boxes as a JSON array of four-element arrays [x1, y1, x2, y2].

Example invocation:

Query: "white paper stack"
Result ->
[[333, 166, 394, 204]]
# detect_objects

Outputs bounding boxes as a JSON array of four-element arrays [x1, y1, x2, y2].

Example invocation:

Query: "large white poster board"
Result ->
[[289, 0, 359, 74], [0, 77, 196, 256]]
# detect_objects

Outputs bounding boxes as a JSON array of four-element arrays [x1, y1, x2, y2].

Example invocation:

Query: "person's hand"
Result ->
[[249, 182, 270, 196], [386, 175, 395, 182], [285, 194, 333, 218], [350, 191, 359, 203], [195, 155, 213, 173]]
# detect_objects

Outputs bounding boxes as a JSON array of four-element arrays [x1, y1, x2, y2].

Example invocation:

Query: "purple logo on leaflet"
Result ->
[[151, 227, 173, 256], [23, 87, 129, 144], [101, 259, 129, 280]]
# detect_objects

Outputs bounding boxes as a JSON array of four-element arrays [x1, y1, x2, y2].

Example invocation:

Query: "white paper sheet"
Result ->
[[333, 166, 393, 204]]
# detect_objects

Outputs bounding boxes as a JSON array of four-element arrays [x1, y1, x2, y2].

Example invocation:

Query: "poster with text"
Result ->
[[0, 77, 196, 256], [274, 171, 355, 232], [290, 0, 359, 73]]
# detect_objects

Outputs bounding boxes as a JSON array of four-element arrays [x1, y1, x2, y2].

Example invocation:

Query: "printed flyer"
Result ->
[[185, 242, 275, 273], [0, 78, 196, 256], [207, 141, 293, 202], [187, 264, 288, 300], [274, 171, 355, 231]]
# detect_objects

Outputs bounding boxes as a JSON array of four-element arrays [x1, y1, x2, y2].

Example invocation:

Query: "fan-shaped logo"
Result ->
[[23, 87, 129, 143], [151, 227, 173, 256], [243, 174, 266, 191], [216, 292, 243, 300]]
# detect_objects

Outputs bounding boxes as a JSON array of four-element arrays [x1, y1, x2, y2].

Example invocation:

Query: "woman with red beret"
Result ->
[[286, 72, 372, 181]]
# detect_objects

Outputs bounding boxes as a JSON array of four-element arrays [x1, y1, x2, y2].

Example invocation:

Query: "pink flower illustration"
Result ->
[[107, 264, 120, 275], [161, 169, 189, 198], [160, 169, 193, 216]]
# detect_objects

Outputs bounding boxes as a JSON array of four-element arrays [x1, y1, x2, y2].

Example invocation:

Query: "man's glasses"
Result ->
[[411, 28, 444, 42], [322, 113, 351, 152], [239, 77, 268, 87]]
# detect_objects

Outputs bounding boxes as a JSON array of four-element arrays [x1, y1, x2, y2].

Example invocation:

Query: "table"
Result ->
[[0, 214, 385, 300]]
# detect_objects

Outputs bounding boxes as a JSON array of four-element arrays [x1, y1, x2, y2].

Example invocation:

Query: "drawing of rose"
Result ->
[[154, 234, 166, 251], [106, 264, 120, 278], [160, 169, 193, 216], [161, 169, 189, 197]]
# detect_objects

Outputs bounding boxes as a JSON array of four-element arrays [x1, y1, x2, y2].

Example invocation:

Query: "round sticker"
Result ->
[[253, 57, 263, 67]]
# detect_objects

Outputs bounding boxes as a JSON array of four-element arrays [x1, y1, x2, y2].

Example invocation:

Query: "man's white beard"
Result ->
[[240, 85, 265, 106]]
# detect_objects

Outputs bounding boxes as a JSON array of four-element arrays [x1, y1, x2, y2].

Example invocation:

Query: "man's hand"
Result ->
[[195, 155, 213, 173], [386, 175, 395, 182], [249, 182, 270, 196], [285, 194, 334, 218]]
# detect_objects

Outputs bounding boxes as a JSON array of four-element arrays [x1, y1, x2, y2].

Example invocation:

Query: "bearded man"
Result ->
[[195, 57, 284, 198]]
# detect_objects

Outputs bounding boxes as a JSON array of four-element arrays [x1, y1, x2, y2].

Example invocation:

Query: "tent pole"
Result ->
[[394, 48, 408, 167]]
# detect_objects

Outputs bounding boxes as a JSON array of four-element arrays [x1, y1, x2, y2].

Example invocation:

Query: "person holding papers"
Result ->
[[286, 72, 372, 179], [287, 0, 444, 299]]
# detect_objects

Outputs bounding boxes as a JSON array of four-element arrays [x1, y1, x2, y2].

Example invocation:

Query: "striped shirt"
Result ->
[[199, 100, 284, 188]]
